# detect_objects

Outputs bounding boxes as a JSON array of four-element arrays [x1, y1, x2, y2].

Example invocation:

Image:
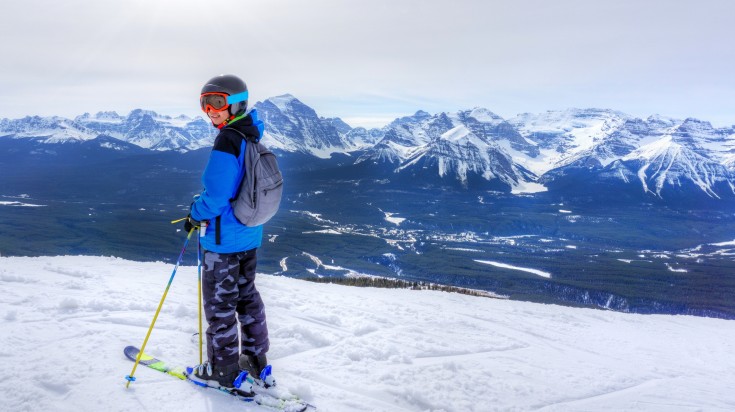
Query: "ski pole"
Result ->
[[125, 228, 196, 388], [197, 231, 204, 366]]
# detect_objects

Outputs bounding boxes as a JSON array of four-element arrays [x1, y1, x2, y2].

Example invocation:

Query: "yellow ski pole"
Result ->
[[172, 215, 204, 364], [125, 228, 196, 388], [197, 231, 204, 365]]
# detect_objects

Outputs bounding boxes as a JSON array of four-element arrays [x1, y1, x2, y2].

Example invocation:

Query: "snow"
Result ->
[[444, 247, 485, 253], [637, 163, 653, 194], [0, 200, 46, 207], [269, 94, 298, 113], [624, 134, 726, 198], [467, 108, 503, 124], [665, 263, 688, 273], [383, 212, 406, 226], [304, 229, 342, 235], [509, 109, 630, 175], [292, 211, 337, 225], [100, 142, 126, 151], [510, 180, 548, 194], [387, 140, 425, 160], [442, 125, 474, 144], [474, 259, 552, 278], [1, 255, 735, 411], [304, 145, 343, 160]]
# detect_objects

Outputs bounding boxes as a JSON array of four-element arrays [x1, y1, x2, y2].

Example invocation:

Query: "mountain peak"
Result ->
[[680, 117, 714, 130], [464, 107, 504, 124], [646, 114, 679, 127], [266, 94, 300, 112], [95, 111, 122, 119], [75, 111, 123, 123], [127, 109, 161, 119], [388, 110, 432, 128], [255, 94, 354, 158]]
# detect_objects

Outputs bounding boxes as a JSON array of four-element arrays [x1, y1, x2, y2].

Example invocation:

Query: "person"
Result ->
[[185, 74, 271, 390]]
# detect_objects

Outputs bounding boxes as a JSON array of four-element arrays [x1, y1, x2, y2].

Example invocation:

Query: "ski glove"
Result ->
[[184, 214, 201, 233]]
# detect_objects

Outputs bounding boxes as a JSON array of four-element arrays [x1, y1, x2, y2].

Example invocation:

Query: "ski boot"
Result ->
[[189, 361, 254, 395], [239, 353, 276, 388]]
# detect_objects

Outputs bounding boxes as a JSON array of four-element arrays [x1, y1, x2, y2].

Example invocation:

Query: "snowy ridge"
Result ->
[[514, 109, 735, 198], [1, 255, 734, 411], [0, 110, 214, 151], [0, 116, 95, 142], [361, 109, 542, 192], [509, 108, 633, 175], [618, 131, 734, 198], [256, 94, 375, 158]]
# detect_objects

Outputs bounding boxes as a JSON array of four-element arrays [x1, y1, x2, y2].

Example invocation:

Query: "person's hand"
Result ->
[[184, 214, 200, 233]]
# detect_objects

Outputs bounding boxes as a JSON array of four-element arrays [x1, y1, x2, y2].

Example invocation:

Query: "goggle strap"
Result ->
[[227, 91, 249, 104]]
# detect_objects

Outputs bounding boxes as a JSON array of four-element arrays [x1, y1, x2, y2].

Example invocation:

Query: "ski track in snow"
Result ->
[[1, 256, 734, 412]]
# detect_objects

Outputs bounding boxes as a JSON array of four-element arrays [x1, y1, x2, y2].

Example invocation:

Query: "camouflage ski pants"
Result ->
[[202, 249, 269, 367]]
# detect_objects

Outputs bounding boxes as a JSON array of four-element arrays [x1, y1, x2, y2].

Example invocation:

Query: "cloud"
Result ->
[[1, 0, 734, 127]]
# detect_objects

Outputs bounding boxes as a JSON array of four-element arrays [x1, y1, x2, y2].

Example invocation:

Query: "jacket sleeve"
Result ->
[[190, 133, 243, 221]]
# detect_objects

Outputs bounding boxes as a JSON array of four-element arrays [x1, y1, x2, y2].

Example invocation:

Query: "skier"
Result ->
[[185, 74, 271, 390]]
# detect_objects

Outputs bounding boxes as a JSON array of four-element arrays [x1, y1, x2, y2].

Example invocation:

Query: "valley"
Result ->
[[2, 178, 734, 319]]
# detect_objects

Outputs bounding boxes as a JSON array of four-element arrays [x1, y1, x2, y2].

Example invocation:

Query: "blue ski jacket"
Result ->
[[190, 110, 264, 253]]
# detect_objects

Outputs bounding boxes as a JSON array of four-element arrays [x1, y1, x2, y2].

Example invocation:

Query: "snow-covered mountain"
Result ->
[[0, 110, 215, 151], [352, 107, 734, 197], [508, 108, 634, 175], [255, 94, 379, 158], [510, 109, 735, 199], [357, 109, 540, 192], [612, 135, 733, 198], [2, 99, 734, 200]]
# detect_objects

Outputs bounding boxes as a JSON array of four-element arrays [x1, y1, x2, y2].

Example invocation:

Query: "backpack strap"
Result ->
[[226, 126, 260, 143]]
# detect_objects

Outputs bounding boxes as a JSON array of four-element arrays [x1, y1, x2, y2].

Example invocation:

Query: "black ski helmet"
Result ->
[[200, 74, 248, 116]]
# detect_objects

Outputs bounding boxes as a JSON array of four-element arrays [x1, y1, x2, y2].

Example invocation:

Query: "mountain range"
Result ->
[[2, 95, 734, 202]]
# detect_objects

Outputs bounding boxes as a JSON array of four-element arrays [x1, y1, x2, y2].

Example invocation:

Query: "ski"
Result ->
[[124, 346, 314, 412]]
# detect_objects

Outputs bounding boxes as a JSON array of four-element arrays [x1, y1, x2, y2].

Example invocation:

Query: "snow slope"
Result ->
[[509, 108, 632, 175], [1, 256, 734, 412]]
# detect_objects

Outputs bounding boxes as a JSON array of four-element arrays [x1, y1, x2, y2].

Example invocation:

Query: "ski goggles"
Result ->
[[200, 91, 249, 113]]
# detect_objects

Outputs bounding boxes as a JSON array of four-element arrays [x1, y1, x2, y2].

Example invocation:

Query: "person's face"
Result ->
[[207, 107, 230, 126]]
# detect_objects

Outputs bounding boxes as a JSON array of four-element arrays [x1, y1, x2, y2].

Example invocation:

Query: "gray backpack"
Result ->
[[230, 130, 283, 227]]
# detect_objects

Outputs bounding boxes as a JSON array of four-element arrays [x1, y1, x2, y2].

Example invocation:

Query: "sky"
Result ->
[[1, 0, 734, 129]]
